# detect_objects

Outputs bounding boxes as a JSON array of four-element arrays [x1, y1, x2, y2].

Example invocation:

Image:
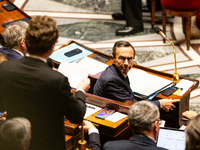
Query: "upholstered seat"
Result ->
[[161, 0, 200, 50]]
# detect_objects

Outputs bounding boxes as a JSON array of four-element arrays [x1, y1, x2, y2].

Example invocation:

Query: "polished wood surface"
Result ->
[[0, 0, 30, 34], [151, 0, 156, 29], [54, 40, 199, 128]]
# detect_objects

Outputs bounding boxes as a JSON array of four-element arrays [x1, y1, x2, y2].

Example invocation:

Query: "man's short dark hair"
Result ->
[[112, 40, 135, 58], [25, 15, 59, 55], [128, 101, 159, 134]]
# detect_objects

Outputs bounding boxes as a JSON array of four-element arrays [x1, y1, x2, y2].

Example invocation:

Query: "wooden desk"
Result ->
[[52, 40, 199, 129], [0, 0, 30, 44], [52, 40, 198, 150], [65, 92, 133, 150]]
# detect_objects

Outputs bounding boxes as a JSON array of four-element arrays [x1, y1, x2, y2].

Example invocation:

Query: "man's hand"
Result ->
[[182, 110, 198, 120], [159, 99, 180, 112], [80, 120, 96, 132], [77, 78, 91, 93]]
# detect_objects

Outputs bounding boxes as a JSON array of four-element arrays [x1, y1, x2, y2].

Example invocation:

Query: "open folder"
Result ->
[[128, 69, 173, 97]]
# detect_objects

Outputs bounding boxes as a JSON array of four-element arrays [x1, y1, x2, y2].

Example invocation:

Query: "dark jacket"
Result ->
[[103, 135, 167, 150], [0, 57, 86, 150], [93, 64, 160, 107]]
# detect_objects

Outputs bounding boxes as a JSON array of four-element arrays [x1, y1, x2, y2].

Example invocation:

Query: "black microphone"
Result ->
[[154, 26, 169, 41]]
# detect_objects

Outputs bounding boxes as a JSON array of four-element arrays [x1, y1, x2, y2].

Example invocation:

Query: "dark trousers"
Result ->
[[121, 0, 143, 27]]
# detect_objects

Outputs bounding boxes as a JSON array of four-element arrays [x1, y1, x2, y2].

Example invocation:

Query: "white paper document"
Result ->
[[84, 103, 102, 118], [105, 112, 127, 123], [128, 69, 172, 96], [175, 79, 194, 96], [76, 57, 108, 75], [58, 61, 89, 89]]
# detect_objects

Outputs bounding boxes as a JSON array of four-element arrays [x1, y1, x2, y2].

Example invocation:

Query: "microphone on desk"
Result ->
[[154, 26, 180, 83]]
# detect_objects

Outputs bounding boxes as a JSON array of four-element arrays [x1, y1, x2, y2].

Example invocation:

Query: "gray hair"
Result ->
[[128, 100, 159, 134], [186, 115, 200, 150], [0, 117, 31, 150], [3, 21, 28, 49]]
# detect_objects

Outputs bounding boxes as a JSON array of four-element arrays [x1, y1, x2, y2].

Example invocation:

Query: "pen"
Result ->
[[86, 105, 95, 109]]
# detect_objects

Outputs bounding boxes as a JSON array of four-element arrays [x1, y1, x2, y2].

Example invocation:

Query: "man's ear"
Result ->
[[154, 121, 159, 132], [111, 55, 115, 64], [154, 121, 160, 140]]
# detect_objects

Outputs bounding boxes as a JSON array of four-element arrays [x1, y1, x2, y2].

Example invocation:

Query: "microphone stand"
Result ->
[[76, 121, 90, 150], [162, 34, 180, 83], [155, 27, 180, 83]]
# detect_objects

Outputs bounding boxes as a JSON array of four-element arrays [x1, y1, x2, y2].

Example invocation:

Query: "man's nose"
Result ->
[[124, 59, 129, 65]]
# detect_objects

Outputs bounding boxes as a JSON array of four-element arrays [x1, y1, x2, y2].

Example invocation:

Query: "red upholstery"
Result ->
[[196, 12, 200, 29], [161, 0, 200, 11]]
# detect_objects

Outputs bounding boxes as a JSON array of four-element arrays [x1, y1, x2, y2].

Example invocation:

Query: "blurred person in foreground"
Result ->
[[185, 113, 200, 150], [0, 15, 90, 150], [0, 117, 31, 150]]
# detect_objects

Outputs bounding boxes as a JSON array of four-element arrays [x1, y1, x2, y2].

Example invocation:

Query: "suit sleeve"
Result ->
[[151, 100, 161, 108], [58, 77, 86, 124], [87, 133, 101, 150]]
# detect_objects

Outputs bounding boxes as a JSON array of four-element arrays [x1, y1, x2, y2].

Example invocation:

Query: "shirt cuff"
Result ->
[[76, 89, 85, 94], [88, 128, 99, 135], [158, 100, 161, 108]]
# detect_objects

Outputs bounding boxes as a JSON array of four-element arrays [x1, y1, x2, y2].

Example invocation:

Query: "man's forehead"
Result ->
[[116, 46, 134, 56]]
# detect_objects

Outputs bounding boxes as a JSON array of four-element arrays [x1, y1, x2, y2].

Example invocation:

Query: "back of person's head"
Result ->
[[25, 15, 59, 55], [112, 40, 135, 58], [0, 117, 31, 150], [128, 100, 159, 134], [0, 53, 7, 64], [3, 21, 28, 49], [186, 114, 200, 150]]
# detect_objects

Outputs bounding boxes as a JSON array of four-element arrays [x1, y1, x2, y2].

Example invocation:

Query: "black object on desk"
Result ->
[[0, 0, 4, 2], [64, 48, 82, 57], [92, 53, 111, 63], [2, 3, 16, 11], [2, 17, 30, 27], [161, 85, 178, 96]]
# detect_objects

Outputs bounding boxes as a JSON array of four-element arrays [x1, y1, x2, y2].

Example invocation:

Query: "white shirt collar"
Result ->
[[28, 55, 47, 63], [122, 72, 127, 78], [12, 48, 24, 56]]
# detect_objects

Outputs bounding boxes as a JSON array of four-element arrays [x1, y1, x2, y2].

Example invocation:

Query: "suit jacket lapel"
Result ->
[[111, 64, 134, 95]]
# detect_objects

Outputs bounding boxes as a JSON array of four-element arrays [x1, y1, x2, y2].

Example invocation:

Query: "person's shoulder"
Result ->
[[103, 140, 131, 150], [100, 65, 120, 79]]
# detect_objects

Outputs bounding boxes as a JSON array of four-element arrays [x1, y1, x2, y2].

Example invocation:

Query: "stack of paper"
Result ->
[[76, 57, 108, 75], [58, 61, 89, 89], [128, 69, 173, 96]]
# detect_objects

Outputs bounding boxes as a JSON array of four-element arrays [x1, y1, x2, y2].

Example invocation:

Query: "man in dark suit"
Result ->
[[0, 21, 28, 60], [103, 101, 167, 150], [93, 40, 179, 112], [112, 0, 144, 36], [0, 15, 90, 150], [82, 101, 168, 150]]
